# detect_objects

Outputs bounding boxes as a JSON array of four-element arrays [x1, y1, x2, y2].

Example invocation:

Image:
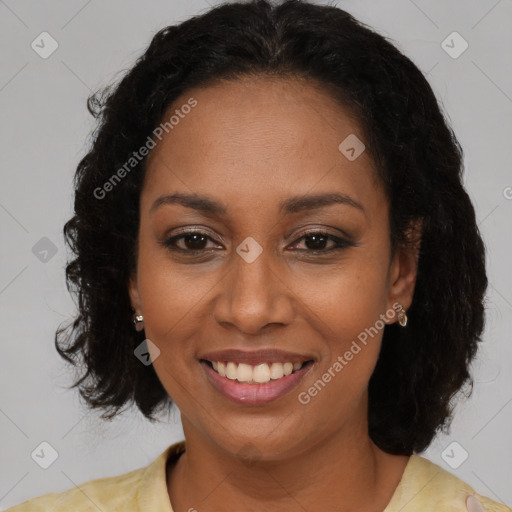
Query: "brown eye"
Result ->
[[163, 230, 221, 253], [303, 233, 333, 250], [290, 231, 353, 253], [177, 233, 208, 251]]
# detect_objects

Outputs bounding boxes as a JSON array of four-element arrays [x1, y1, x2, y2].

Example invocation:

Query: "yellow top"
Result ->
[[6, 440, 511, 512]]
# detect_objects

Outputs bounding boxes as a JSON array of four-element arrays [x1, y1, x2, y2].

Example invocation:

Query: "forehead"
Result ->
[[142, 76, 384, 218]]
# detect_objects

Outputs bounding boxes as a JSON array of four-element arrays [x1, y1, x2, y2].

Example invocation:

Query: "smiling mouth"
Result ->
[[200, 359, 314, 385]]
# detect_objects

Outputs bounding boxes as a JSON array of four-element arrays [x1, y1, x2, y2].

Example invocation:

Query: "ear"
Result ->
[[128, 273, 142, 314], [386, 219, 422, 322]]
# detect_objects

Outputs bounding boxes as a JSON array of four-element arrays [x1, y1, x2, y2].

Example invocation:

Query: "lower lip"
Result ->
[[200, 360, 313, 406]]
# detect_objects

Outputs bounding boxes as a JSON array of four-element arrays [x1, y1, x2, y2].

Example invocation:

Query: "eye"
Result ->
[[162, 229, 221, 252], [288, 231, 354, 254]]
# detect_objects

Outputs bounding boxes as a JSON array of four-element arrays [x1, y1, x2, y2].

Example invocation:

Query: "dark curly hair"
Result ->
[[55, 0, 488, 455]]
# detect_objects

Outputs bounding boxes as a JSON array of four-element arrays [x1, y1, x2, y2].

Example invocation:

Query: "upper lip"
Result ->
[[200, 348, 315, 366]]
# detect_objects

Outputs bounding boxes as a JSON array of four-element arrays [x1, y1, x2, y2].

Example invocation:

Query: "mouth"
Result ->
[[200, 359, 314, 384], [199, 358, 315, 405]]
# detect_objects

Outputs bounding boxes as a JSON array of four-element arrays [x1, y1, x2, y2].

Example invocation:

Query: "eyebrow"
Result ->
[[149, 192, 365, 217]]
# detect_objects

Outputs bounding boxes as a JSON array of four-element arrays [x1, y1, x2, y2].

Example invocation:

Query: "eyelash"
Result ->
[[162, 229, 354, 256]]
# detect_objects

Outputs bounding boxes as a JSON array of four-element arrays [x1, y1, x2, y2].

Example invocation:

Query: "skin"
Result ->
[[128, 75, 421, 512]]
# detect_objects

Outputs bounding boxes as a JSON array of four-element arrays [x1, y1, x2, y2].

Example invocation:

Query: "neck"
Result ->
[[167, 417, 410, 512]]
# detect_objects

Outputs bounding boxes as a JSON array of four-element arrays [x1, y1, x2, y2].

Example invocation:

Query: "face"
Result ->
[[129, 76, 419, 460]]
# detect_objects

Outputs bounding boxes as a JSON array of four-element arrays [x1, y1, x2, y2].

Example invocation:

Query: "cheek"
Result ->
[[135, 252, 201, 406], [290, 252, 390, 334], [134, 237, 206, 339], [299, 308, 384, 421], [290, 256, 389, 398]]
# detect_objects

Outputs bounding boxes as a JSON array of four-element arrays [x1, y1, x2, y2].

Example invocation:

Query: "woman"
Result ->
[[7, 0, 510, 511]]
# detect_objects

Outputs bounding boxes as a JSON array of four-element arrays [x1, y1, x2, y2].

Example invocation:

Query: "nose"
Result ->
[[213, 244, 295, 335]]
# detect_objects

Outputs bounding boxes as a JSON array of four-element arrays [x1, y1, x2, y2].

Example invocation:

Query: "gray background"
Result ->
[[1, 0, 511, 509]]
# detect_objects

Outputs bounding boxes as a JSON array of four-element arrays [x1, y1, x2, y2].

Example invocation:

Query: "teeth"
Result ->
[[226, 362, 238, 380], [209, 360, 306, 384], [253, 363, 269, 383]]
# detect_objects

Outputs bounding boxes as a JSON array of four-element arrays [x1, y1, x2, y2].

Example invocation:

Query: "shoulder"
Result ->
[[384, 454, 511, 512], [5, 441, 185, 512], [4, 465, 145, 512], [7, 469, 140, 512]]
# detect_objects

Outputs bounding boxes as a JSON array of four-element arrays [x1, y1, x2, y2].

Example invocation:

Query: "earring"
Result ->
[[397, 304, 408, 327], [133, 313, 144, 332]]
